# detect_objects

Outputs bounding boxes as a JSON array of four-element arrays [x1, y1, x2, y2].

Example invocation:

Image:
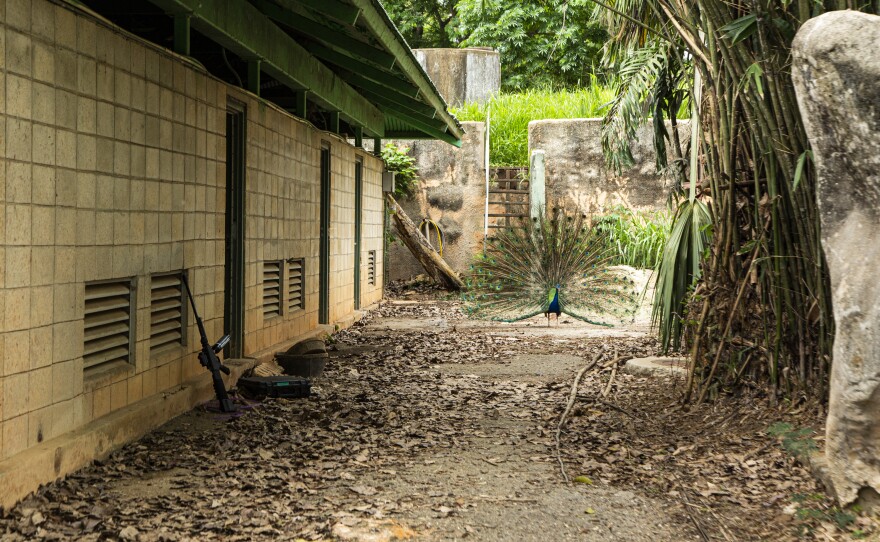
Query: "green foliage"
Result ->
[[767, 422, 818, 459], [382, 0, 608, 90], [382, 0, 459, 48], [593, 206, 671, 269], [651, 199, 712, 353], [452, 84, 614, 166], [456, 0, 608, 90], [380, 143, 418, 199]]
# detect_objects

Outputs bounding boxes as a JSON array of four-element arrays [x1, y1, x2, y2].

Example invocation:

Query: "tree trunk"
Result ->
[[385, 193, 465, 291]]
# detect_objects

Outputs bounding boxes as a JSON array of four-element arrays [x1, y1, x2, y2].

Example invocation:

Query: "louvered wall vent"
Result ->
[[150, 272, 186, 354], [288, 258, 304, 311], [263, 261, 282, 318], [84, 279, 134, 371], [367, 250, 377, 286]]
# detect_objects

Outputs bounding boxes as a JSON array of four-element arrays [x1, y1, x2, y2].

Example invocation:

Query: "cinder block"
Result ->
[[113, 178, 130, 210], [109, 379, 126, 411], [114, 106, 130, 141], [113, 141, 130, 176], [95, 138, 113, 174], [31, 248, 55, 286], [6, 161, 32, 203], [54, 207, 76, 246], [91, 385, 110, 419], [95, 175, 114, 209], [5, 287, 31, 331], [28, 366, 52, 411], [54, 48, 76, 91], [7, 74, 32, 119], [2, 414, 28, 459], [6, 30, 32, 76], [52, 320, 80, 363], [5, 330, 30, 375], [76, 97, 96, 134], [76, 56, 96, 96], [53, 283, 78, 322], [76, 134, 96, 171], [76, 173, 96, 209], [95, 211, 113, 245], [31, 0, 54, 42], [126, 374, 142, 404], [54, 5, 76, 50], [76, 17, 96, 57], [96, 101, 113, 137], [31, 205, 55, 245], [55, 129, 76, 169], [31, 82, 55, 124], [31, 123, 56, 165], [55, 90, 77, 130], [7, 204, 31, 245], [52, 360, 75, 402], [4, 372, 29, 419], [53, 246, 75, 283], [131, 112, 145, 146], [31, 165, 54, 205], [32, 41, 54, 84], [55, 169, 75, 206], [115, 71, 131, 107], [6, 118, 32, 161], [29, 285, 53, 329]]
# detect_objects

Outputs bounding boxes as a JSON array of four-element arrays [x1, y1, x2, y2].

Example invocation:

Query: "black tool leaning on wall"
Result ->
[[181, 274, 236, 413]]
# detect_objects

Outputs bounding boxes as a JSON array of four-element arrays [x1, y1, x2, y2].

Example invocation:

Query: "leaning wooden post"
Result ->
[[385, 193, 465, 291]]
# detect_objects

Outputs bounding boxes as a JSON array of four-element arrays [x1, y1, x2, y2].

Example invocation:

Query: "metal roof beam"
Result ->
[[146, 0, 385, 136], [253, 0, 396, 69], [350, 0, 463, 142], [277, 0, 361, 25], [387, 111, 460, 147], [302, 42, 420, 98]]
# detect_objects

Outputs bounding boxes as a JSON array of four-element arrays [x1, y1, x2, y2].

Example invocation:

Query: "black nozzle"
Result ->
[[213, 335, 231, 353]]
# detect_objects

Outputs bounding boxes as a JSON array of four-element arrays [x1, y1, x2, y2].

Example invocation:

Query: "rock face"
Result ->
[[388, 122, 488, 281], [791, 11, 880, 506]]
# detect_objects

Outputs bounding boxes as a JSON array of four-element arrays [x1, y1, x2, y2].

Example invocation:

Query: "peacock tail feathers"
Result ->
[[463, 208, 640, 326]]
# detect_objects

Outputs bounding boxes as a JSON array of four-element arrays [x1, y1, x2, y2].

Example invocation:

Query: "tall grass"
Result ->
[[452, 84, 615, 166], [593, 206, 672, 269]]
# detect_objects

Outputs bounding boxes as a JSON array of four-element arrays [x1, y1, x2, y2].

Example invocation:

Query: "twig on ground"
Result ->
[[676, 478, 711, 542], [594, 398, 642, 420], [556, 352, 603, 483], [602, 362, 619, 398]]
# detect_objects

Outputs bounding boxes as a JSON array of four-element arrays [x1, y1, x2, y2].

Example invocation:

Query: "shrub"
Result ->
[[451, 84, 614, 167], [593, 205, 672, 269], [380, 142, 418, 199]]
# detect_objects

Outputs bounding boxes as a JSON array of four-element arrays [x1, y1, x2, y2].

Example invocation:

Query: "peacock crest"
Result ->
[[463, 208, 639, 326]]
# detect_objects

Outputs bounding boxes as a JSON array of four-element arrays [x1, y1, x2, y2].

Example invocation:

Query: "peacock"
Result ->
[[463, 209, 639, 326]]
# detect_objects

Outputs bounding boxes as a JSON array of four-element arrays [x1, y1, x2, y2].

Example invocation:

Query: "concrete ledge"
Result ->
[[622, 356, 687, 377], [0, 359, 255, 512]]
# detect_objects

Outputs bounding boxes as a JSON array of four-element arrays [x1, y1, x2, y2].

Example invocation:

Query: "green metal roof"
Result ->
[[141, 0, 464, 146]]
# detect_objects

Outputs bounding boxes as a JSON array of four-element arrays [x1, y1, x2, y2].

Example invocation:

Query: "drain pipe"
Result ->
[[483, 107, 491, 249]]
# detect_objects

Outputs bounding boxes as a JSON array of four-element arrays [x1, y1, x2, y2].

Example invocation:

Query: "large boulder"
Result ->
[[792, 11, 880, 506]]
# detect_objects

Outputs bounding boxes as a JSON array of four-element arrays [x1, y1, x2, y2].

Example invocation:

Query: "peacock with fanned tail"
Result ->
[[463, 209, 639, 326]]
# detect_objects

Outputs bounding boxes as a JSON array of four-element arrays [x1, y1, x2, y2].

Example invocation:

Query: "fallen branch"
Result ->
[[601, 362, 619, 398], [386, 193, 464, 290], [556, 352, 602, 483]]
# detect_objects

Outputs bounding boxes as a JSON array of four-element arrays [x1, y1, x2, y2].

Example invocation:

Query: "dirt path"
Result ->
[[0, 298, 857, 541]]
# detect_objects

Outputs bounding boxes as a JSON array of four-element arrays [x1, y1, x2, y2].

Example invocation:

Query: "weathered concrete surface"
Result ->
[[389, 122, 487, 281], [792, 11, 880, 506], [623, 357, 687, 378], [414, 48, 500, 106], [528, 119, 688, 214]]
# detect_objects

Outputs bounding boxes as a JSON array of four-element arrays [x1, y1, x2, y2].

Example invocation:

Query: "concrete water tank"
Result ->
[[413, 48, 500, 107]]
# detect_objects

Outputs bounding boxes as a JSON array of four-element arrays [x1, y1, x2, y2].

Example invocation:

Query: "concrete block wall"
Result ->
[[528, 118, 688, 214], [0, 0, 385, 474]]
